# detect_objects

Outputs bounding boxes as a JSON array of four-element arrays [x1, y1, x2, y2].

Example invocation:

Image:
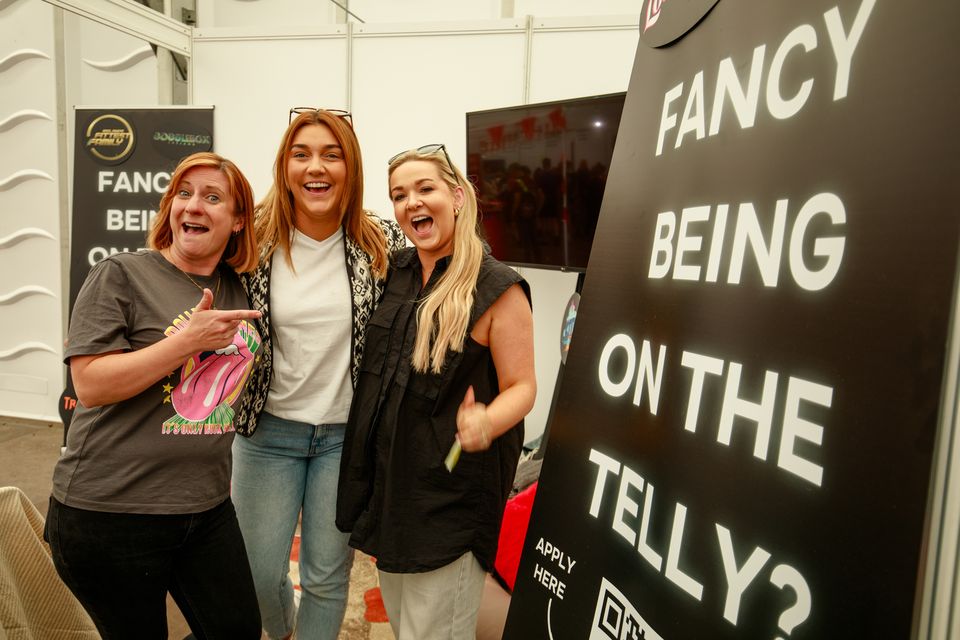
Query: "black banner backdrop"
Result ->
[[62, 107, 213, 424], [69, 107, 214, 308], [504, 1, 959, 638]]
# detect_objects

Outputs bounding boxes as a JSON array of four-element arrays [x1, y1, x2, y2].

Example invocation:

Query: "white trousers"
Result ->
[[378, 551, 486, 640]]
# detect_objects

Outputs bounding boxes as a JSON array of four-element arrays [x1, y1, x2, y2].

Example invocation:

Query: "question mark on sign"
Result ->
[[770, 564, 811, 639]]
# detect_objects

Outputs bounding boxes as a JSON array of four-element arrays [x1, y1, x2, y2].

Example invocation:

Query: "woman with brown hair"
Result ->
[[231, 108, 404, 640], [48, 151, 264, 639]]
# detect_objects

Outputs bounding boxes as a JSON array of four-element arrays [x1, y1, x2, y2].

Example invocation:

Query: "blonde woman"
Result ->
[[231, 109, 404, 640], [337, 144, 536, 639]]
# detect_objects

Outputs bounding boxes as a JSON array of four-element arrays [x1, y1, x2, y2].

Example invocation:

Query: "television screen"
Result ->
[[466, 92, 625, 272]]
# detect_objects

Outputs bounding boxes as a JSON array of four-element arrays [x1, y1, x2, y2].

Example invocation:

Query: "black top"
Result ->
[[336, 247, 530, 573]]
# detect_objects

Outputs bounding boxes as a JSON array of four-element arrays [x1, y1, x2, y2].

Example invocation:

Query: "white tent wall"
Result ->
[[0, 0, 64, 422], [197, 0, 642, 27], [191, 11, 639, 445]]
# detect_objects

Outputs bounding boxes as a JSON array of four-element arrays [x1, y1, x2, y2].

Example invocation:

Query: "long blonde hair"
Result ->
[[255, 110, 389, 277], [388, 148, 484, 374]]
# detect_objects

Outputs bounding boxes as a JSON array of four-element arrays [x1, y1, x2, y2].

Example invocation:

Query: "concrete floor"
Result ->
[[0, 416, 392, 640]]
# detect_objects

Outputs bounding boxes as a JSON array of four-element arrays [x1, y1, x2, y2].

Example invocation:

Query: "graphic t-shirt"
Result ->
[[52, 250, 262, 514]]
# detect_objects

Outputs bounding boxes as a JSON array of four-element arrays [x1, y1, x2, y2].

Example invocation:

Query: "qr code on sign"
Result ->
[[589, 579, 664, 640]]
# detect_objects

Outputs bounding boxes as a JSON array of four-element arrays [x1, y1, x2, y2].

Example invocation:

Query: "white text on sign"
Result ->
[[532, 538, 578, 600], [587, 449, 812, 627], [597, 337, 831, 487], [655, 0, 876, 156]]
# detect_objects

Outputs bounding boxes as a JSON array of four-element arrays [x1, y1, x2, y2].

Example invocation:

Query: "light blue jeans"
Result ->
[[232, 412, 353, 640]]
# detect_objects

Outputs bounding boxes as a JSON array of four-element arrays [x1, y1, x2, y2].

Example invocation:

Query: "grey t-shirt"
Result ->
[[53, 250, 262, 514]]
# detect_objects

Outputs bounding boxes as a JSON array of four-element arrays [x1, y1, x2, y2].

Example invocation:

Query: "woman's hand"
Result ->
[[179, 288, 262, 353], [457, 386, 493, 452]]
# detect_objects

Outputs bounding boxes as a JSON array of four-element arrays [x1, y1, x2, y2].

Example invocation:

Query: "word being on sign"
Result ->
[[106, 209, 158, 232], [655, 0, 876, 155], [647, 192, 846, 291], [597, 336, 832, 487], [587, 449, 812, 632]]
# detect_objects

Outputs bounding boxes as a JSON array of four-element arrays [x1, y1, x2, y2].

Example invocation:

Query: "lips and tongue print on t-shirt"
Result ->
[[162, 313, 261, 434]]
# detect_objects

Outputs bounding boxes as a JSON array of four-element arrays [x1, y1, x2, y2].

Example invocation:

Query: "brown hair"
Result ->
[[147, 151, 258, 273], [255, 110, 389, 277]]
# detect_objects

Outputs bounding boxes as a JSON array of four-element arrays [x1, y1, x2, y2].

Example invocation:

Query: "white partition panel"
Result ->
[[349, 1, 501, 23], [518, 1, 642, 18], [74, 17, 159, 105], [528, 16, 639, 103], [351, 21, 527, 216], [0, 0, 64, 422], [192, 26, 349, 199], [201, 0, 338, 29]]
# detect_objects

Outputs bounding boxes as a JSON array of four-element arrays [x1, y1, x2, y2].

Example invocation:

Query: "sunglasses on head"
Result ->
[[288, 107, 353, 126], [389, 144, 459, 184]]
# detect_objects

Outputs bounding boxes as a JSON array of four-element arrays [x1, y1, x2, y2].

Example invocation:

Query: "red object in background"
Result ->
[[290, 534, 300, 562], [548, 107, 567, 130], [364, 587, 389, 623], [487, 124, 505, 148], [520, 116, 537, 140], [494, 481, 538, 592]]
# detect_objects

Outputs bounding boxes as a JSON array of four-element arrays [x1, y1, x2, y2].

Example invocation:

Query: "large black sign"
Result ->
[[505, 1, 959, 638], [69, 107, 213, 308]]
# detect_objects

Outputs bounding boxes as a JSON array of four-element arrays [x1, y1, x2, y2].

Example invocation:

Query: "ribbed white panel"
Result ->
[[0, 0, 62, 422]]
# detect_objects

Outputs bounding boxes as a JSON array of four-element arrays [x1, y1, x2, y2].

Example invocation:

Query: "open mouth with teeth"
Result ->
[[182, 222, 209, 234], [410, 214, 434, 235], [304, 181, 332, 194]]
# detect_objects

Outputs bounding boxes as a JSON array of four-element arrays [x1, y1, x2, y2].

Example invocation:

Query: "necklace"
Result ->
[[163, 249, 221, 308], [181, 269, 221, 309]]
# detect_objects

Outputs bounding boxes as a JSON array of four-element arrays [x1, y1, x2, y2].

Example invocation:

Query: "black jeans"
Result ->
[[46, 497, 261, 640]]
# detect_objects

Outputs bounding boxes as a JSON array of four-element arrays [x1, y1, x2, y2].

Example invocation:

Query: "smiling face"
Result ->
[[390, 159, 465, 266], [285, 123, 347, 241], [167, 166, 241, 274]]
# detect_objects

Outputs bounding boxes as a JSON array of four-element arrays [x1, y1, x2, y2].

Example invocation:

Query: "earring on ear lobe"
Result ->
[[454, 207, 461, 216]]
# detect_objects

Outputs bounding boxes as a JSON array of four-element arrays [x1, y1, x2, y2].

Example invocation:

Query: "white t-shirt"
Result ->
[[264, 227, 353, 424]]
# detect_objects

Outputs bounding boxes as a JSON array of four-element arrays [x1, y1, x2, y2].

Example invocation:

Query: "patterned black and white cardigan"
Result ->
[[234, 213, 405, 437]]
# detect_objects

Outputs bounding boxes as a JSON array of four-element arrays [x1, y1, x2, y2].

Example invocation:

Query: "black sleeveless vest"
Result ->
[[336, 247, 530, 573]]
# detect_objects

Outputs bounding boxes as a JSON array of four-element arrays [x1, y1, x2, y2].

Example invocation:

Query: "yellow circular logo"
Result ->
[[85, 114, 135, 163]]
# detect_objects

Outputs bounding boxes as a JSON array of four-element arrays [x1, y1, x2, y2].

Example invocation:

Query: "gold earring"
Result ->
[[454, 207, 460, 216]]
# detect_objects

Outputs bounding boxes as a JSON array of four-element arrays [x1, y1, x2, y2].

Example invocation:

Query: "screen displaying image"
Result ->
[[466, 92, 626, 272]]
